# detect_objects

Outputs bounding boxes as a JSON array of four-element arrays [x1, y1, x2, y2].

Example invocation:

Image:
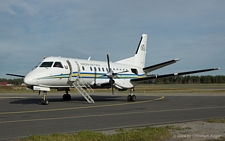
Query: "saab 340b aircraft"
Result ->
[[7, 34, 219, 105]]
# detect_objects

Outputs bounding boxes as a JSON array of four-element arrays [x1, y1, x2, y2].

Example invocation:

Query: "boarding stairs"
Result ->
[[73, 77, 94, 103], [67, 60, 95, 104]]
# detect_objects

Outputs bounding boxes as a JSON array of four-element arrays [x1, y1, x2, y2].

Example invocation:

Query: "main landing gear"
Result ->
[[39, 91, 49, 105], [127, 89, 136, 102], [62, 90, 71, 101]]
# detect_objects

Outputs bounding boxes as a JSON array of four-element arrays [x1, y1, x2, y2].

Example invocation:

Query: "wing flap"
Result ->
[[131, 68, 220, 83], [143, 58, 180, 73]]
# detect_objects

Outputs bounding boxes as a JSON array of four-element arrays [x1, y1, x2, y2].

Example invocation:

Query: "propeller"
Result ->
[[105, 53, 129, 95], [106, 53, 115, 95]]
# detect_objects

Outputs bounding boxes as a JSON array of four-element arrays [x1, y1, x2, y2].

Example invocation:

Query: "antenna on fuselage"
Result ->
[[88, 56, 91, 60]]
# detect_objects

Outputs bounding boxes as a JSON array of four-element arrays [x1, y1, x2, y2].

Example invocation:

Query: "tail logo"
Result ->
[[141, 44, 145, 51]]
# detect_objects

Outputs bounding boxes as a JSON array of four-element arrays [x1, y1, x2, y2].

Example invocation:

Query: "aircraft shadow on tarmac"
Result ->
[[9, 95, 124, 105], [9, 95, 160, 105]]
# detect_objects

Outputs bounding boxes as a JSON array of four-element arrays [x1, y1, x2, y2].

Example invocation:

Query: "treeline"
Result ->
[[0, 78, 24, 85], [1, 75, 225, 85], [150, 75, 225, 84]]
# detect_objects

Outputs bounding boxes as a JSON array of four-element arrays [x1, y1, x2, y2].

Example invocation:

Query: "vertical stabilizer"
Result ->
[[134, 34, 147, 68], [116, 34, 147, 68]]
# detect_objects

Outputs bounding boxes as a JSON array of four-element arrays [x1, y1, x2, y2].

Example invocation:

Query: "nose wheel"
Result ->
[[39, 91, 49, 105]]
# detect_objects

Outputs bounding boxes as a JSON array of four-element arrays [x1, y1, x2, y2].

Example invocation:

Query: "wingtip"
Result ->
[[175, 58, 180, 61]]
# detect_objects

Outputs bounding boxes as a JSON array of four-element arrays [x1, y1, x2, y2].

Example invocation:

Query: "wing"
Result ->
[[143, 58, 180, 73], [6, 73, 25, 78], [131, 68, 220, 83]]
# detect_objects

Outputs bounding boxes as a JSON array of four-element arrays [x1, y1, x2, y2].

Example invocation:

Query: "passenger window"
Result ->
[[53, 62, 63, 68], [39, 62, 53, 67], [94, 67, 97, 72], [98, 67, 101, 71], [102, 68, 104, 72], [82, 66, 85, 71], [90, 67, 93, 71]]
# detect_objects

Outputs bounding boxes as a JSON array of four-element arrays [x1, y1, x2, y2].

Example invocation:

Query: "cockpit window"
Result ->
[[53, 62, 63, 68], [39, 62, 53, 67]]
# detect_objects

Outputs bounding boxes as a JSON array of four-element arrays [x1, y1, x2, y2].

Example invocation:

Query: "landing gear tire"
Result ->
[[40, 99, 49, 105], [127, 95, 132, 102], [63, 94, 71, 101], [131, 95, 136, 102], [127, 95, 136, 102]]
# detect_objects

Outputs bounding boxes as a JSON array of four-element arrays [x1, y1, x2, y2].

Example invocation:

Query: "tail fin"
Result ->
[[134, 34, 147, 67], [116, 34, 147, 68]]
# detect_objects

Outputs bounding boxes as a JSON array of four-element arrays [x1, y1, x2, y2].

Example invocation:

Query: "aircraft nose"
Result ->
[[24, 72, 38, 85]]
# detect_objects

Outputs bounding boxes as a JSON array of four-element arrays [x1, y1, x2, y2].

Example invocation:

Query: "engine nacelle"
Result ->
[[114, 79, 133, 89]]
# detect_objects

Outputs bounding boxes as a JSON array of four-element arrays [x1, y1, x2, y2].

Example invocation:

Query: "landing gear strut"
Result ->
[[63, 89, 71, 101], [127, 88, 136, 102], [39, 91, 49, 105]]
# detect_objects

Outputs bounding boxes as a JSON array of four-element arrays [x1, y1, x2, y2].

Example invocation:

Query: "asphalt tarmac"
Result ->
[[0, 92, 225, 140]]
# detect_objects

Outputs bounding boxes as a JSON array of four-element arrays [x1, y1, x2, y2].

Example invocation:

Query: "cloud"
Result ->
[[0, 0, 225, 78]]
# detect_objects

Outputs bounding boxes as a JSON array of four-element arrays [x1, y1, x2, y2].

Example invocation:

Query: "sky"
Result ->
[[0, 0, 225, 79]]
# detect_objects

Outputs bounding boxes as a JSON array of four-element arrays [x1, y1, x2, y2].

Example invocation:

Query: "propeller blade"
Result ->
[[106, 53, 110, 71], [110, 78, 114, 95], [112, 87, 114, 95], [106, 53, 114, 95]]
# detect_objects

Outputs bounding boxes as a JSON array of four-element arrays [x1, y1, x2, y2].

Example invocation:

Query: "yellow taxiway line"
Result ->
[[1, 105, 225, 124], [0, 96, 165, 115]]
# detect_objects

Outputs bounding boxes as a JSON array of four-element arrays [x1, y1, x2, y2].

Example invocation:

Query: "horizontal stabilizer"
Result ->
[[6, 73, 25, 78], [143, 58, 180, 73], [131, 68, 220, 83]]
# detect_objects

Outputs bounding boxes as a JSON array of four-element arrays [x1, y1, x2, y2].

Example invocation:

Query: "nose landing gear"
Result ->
[[39, 91, 49, 105]]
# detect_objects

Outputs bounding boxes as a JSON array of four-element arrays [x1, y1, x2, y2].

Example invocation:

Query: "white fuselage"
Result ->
[[24, 56, 146, 90]]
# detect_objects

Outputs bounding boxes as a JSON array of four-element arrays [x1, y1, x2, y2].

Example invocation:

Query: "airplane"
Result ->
[[7, 34, 220, 105]]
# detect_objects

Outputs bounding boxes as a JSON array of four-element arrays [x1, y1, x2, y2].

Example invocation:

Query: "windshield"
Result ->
[[39, 62, 53, 67], [53, 62, 63, 68]]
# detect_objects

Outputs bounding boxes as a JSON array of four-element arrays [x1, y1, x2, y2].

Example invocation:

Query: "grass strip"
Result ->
[[20, 127, 171, 141], [205, 118, 225, 123]]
